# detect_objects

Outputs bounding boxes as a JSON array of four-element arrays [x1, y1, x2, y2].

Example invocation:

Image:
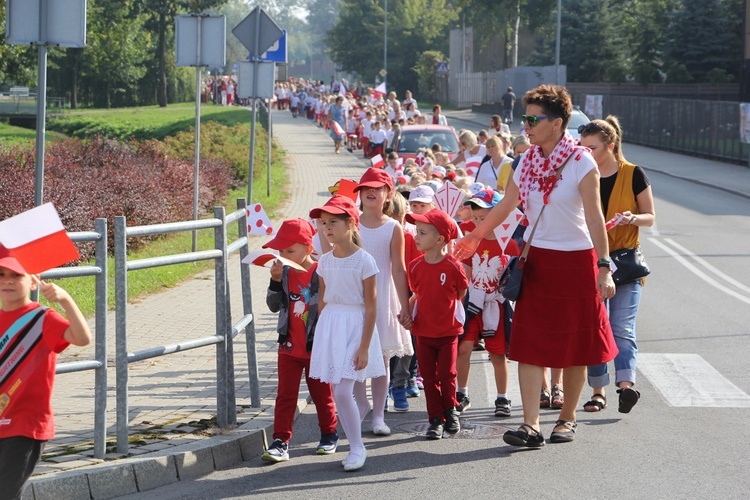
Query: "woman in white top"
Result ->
[[455, 85, 617, 448], [474, 136, 513, 188]]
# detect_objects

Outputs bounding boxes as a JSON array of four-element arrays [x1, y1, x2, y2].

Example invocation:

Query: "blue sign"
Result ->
[[248, 30, 287, 63], [436, 61, 449, 74]]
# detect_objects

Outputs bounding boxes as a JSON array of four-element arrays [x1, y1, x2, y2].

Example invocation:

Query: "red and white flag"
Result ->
[[415, 153, 425, 168], [246, 203, 274, 236], [332, 121, 345, 137], [0, 203, 79, 274], [371, 154, 385, 169], [241, 250, 306, 271], [373, 82, 386, 98]]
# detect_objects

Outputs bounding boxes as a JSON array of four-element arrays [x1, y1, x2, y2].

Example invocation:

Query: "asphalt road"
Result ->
[[119, 166, 750, 499]]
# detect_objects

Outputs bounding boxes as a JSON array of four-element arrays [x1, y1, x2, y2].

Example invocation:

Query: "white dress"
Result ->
[[359, 218, 414, 358], [310, 249, 386, 384]]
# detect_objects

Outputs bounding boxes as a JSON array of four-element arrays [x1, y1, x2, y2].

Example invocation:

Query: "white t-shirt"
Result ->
[[362, 118, 373, 139], [512, 151, 597, 251], [317, 248, 379, 307], [474, 157, 505, 187], [369, 129, 387, 144]]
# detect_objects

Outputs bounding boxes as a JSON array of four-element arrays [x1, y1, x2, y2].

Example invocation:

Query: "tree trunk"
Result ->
[[158, 11, 168, 107], [70, 48, 80, 109], [511, 0, 520, 68]]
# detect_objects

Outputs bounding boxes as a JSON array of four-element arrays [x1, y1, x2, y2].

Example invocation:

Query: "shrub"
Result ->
[[0, 136, 239, 261]]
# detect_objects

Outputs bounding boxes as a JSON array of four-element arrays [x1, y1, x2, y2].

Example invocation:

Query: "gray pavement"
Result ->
[[25, 107, 750, 499]]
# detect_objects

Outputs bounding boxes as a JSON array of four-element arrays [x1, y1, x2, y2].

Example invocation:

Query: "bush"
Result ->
[[0, 136, 239, 261], [706, 68, 735, 84]]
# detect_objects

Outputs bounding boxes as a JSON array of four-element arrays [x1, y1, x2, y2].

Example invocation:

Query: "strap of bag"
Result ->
[[519, 154, 573, 261]]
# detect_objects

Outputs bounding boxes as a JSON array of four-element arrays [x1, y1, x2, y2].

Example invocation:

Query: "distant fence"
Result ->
[[567, 82, 740, 102], [0, 92, 67, 116], [571, 94, 749, 163], [447, 66, 564, 109]]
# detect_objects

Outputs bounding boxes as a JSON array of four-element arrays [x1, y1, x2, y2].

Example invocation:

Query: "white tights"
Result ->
[[354, 358, 390, 428], [333, 379, 365, 457]]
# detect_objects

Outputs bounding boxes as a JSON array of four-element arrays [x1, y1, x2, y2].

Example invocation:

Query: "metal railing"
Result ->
[[571, 94, 750, 164], [0, 93, 67, 115], [45, 218, 108, 459], [113, 200, 257, 454]]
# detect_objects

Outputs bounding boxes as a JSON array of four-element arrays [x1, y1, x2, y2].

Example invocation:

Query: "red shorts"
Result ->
[[461, 314, 507, 356]]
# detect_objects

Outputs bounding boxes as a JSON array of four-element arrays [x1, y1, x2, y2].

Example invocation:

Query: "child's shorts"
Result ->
[[460, 314, 507, 356]]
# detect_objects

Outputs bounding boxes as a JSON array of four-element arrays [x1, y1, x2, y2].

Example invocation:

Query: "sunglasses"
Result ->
[[520, 115, 556, 127], [578, 122, 609, 136]]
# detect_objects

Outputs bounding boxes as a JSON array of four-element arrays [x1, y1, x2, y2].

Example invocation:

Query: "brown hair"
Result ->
[[522, 85, 573, 129], [580, 115, 627, 164], [332, 213, 362, 248]]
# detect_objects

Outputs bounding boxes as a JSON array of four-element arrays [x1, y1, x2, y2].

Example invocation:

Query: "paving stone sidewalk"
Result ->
[[32, 110, 369, 480]]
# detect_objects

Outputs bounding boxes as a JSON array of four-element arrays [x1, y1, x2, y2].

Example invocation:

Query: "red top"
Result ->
[[408, 255, 468, 338], [404, 231, 423, 290], [280, 263, 318, 359], [462, 238, 519, 294], [0, 303, 69, 440], [459, 220, 476, 234]]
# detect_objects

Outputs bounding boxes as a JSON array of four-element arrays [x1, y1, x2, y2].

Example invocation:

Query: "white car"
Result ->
[[567, 109, 590, 142]]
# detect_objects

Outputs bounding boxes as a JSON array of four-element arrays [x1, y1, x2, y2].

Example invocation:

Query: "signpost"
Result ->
[[232, 6, 282, 205], [175, 14, 226, 252], [6, 0, 87, 208]]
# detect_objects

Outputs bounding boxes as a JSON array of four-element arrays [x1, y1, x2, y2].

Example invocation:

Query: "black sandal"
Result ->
[[503, 424, 545, 448], [550, 385, 564, 409], [549, 420, 577, 443], [540, 389, 551, 408], [617, 387, 640, 414], [583, 393, 607, 412]]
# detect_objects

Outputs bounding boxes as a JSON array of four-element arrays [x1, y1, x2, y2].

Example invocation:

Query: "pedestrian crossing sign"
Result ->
[[436, 61, 449, 74]]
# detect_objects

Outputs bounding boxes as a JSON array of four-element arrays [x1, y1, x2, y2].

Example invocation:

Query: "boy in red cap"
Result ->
[[261, 219, 338, 463], [403, 210, 468, 439], [0, 246, 91, 498]]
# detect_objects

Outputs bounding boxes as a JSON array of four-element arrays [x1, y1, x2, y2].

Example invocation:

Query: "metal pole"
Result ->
[[247, 8, 262, 204], [237, 199, 260, 407], [34, 45, 48, 207], [93, 218, 108, 459], [213, 207, 228, 428], [555, 0, 562, 85], [384, 0, 387, 88], [267, 97, 272, 197], [114, 216, 129, 454], [192, 17, 202, 252]]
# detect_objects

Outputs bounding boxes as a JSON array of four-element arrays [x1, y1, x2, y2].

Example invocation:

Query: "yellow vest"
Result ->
[[605, 161, 640, 252], [497, 161, 513, 192]]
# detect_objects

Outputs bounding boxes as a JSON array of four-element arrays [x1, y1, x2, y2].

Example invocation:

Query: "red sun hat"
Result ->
[[354, 167, 393, 192], [406, 209, 458, 242], [309, 195, 360, 225], [262, 218, 315, 250], [0, 245, 27, 275]]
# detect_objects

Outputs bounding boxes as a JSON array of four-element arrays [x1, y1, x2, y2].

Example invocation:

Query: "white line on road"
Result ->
[[638, 353, 750, 408], [648, 237, 750, 305], [664, 238, 750, 294]]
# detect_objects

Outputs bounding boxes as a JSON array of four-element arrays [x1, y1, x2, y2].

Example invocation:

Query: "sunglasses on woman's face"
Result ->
[[520, 115, 556, 127]]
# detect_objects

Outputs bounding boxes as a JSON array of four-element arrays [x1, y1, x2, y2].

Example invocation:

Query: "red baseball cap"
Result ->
[[355, 167, 393, 192], [0, 245, 26, 275], [262, 218, 315, 250], [309, 195, 360, 225], [406, 209, 458, 242]]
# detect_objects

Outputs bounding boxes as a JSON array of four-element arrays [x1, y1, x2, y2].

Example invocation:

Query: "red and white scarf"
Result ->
[[517, 131, 584, 211]]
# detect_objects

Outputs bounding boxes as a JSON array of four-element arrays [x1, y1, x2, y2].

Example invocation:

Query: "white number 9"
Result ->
[[440, 272, 447, 285]]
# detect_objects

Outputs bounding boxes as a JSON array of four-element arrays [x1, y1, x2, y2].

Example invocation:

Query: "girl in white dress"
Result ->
[[353, 168, 413, 435], [309, 195, 385, 472]]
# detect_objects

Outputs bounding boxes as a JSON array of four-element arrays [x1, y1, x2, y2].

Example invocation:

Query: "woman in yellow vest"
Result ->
[[579, 116, 656, 414]]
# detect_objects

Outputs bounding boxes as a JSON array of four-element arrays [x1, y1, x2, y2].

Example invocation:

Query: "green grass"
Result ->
[[0, 120, 67, 147], [38, 107, 288, 317], [48, 102, 253, 141]]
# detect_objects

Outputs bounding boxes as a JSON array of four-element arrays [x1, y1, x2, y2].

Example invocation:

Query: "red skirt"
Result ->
[[508, 246, 617, 368]]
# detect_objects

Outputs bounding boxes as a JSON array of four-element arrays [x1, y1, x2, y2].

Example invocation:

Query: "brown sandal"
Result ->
[[583, 393, 607, 412], [540, 389, 551, 408], [550, 385, 564, 409]]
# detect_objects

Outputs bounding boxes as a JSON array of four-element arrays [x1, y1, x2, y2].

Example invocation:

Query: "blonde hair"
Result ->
[[458, 130, 478, 150], [389, 192, 408, 223], [484, 136, 501, 149], [580, 115, 627, 163]]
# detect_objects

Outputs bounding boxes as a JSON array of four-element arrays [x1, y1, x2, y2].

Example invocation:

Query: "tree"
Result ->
[[622, 0, 676, 85], [664, 0, 742, 82], [414, 50, 445, 100]]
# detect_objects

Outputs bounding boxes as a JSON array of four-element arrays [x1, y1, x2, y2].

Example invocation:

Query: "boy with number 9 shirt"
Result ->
[[0, 246, 91, 499], [403, 210, 468, 440]]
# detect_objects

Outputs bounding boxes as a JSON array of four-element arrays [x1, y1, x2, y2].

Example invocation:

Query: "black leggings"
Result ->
[[0, 436, 45, 500]]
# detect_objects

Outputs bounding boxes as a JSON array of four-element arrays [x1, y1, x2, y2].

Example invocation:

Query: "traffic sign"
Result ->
[[436, 61, 449, 74], [175, 15, 226, 67], [232, 7, 283, 58], [237, 61, 275, 99], [379, 68, 387, 77], [252, 30, 287, 63]]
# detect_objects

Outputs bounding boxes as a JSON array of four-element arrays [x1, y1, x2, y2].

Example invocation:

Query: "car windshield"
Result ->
[[397, 130, 459, 153], [568, 111, 589, 130]]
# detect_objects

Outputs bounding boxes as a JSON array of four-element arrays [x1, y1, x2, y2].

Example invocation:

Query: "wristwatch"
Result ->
[[597, 258, 611, 268], [629, 215, 637, 225]]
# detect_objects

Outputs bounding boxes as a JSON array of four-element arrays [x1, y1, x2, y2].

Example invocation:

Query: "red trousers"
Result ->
[[274, 354, 337, 441], [415, 335, 459, 421]]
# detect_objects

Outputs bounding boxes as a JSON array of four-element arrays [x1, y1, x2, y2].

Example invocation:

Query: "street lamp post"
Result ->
[[384, 0, 388, 88], [555, 0, 561, 85]]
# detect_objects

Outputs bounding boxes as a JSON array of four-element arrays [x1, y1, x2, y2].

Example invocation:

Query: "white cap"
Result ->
[[408, 185, 435, 203], [469, 182, 485, 195], [432, 166, 447, 178]]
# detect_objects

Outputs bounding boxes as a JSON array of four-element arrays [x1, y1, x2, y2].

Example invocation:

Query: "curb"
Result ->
[[639, 165, 750, 201], [26, 398, 310, 500]]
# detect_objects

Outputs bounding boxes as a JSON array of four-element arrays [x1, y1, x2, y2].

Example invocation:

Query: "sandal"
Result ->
[[583, 393, 607, 412], [550, 385, 564, 409], [540, 389, 551, 408], [549, 419, 577, 443], [617, 387, 640, 414], [503, 424, 545, 448]]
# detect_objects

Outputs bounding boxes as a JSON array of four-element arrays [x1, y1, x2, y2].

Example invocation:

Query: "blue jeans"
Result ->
[[587, 280, 642, 388]]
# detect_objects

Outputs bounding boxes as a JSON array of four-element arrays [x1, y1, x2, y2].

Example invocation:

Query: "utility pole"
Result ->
[[742, 0, 750, 101]]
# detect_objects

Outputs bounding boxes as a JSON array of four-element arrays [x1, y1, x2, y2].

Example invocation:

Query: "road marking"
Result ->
[[664, 238, 750, 294], [648, 237, 750, 305], [638, 353, 750, 408]]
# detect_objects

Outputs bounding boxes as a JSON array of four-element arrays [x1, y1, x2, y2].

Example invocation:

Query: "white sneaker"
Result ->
[[372, 423, 391, 436]]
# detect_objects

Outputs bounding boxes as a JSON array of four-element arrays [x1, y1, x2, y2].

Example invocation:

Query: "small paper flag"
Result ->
[[241, 250, 306, 271], [246, 203, 274, 236]]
